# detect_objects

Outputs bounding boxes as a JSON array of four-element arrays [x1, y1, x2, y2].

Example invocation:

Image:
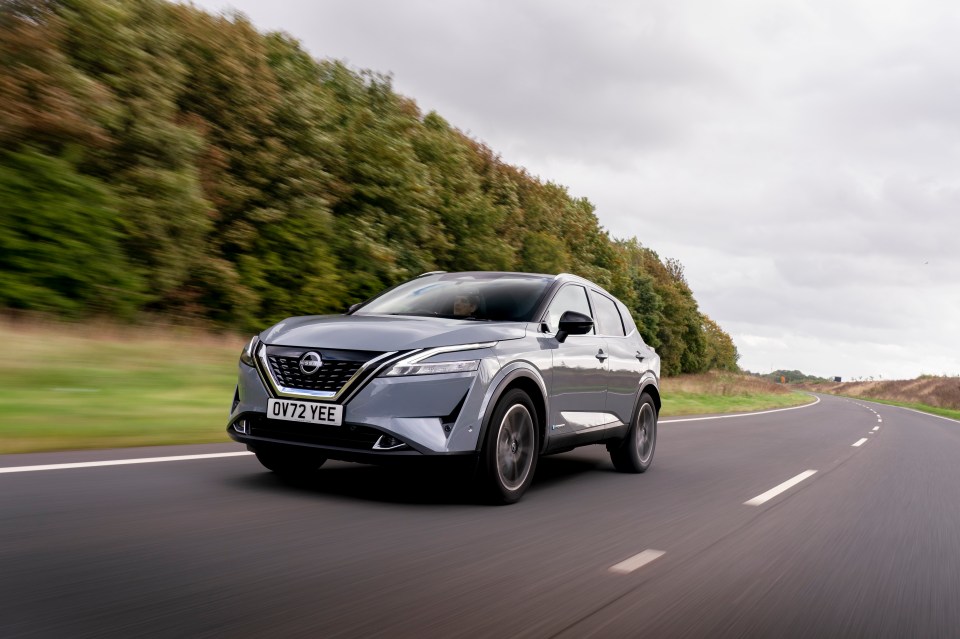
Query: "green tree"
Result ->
[[56, 0, 211, 307], [0, 148, 141, 316]]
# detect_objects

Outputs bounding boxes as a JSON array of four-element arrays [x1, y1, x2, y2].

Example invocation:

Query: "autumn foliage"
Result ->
[[0, 0, 739, 374]]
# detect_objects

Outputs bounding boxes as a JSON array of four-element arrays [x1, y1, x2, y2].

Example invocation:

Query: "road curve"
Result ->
[[2, 394, 958, 638]]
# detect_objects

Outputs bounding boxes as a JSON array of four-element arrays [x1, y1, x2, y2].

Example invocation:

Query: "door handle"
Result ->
[[596, 349, 608, 362], [635, 351, 645, 361]]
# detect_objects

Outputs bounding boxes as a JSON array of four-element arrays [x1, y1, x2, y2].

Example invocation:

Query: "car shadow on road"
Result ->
[[230, 449, 610, 506]]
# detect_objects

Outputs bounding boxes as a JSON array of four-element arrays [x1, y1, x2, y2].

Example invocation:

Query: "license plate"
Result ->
[[267, 399, 343, 426]]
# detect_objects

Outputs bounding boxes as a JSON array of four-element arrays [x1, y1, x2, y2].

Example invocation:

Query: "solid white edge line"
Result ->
[[0, 452, 253, 474], [609, 549, 666, 574], [852, 438, 868, 447], [744, 470, 817, 506], [893, 406, 960, 424], [661, 395, 820, 423]]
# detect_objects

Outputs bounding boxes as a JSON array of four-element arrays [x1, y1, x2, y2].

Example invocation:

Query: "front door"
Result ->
[[544, 284, 610, 439]]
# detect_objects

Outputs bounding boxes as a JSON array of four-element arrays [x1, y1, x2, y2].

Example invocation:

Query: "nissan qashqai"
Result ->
[[227, 271, 661, 503]]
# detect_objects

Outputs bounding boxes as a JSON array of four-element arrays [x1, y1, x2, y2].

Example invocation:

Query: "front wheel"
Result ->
[[609, 393, 657, 473], [478, 389, 539, 504]]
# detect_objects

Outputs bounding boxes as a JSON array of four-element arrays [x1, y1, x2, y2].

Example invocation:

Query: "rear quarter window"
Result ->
[[591, 292, 626, 337]]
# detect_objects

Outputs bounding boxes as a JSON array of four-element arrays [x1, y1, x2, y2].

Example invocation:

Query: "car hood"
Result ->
[[260, 314, 528, 351]]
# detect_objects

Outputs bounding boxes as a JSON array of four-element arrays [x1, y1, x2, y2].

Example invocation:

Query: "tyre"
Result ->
[[609, 393, 657, 473], [255, 447, 327, 478], [478, 389, 540, 504]]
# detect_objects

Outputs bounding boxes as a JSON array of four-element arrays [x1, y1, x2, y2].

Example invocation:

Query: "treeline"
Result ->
[[751, 370, 828, 383], [0, 0, 738, 374]]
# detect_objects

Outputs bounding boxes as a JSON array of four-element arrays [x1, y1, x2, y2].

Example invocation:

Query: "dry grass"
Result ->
[[663, 371, 792, 396], [799, 376, 960, 411], [660, 371, 811, 416]]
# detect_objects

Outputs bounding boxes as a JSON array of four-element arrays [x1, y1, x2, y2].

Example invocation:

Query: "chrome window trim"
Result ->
[[256, 345, 399, 401]]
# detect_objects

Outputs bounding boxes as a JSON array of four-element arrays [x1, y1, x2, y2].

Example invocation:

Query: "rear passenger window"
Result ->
[[592, 293, 625, 337]]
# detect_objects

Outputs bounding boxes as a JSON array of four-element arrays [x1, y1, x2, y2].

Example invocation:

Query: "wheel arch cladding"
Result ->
[[641, 383, 661, 412], [479, 373, 548, 454]]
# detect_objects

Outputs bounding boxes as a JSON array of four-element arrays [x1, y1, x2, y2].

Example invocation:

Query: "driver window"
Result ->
[[545, 285, 594, 334]]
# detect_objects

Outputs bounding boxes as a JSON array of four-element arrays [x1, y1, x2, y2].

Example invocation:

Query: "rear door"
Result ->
[[589, 290, 643, 427]]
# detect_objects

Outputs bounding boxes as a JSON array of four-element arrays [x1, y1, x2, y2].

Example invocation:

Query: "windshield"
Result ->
[[355, 273, 553, 322]]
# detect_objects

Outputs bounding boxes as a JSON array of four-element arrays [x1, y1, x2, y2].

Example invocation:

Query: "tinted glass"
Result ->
[[356, 273, 553, 321], [545, 285, 594, 334], [592, 292, 625, 337]]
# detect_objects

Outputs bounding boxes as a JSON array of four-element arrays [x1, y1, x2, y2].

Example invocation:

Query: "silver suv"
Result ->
[[228, 271, 661, 503]]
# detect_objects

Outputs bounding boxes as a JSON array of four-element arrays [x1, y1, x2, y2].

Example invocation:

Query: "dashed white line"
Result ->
[[0, 452, 253, 474], [852, 438, 868, 447], [877, 418, 882, 423], [872, 426, 879, 432], [609, 549, 666, 574], [744, 470, 817, 506]]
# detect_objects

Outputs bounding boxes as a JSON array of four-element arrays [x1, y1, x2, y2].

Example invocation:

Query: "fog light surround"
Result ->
[[373, 435, 407, 450]]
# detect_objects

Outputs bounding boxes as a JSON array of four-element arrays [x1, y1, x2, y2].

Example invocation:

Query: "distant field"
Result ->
[[811, 377, 960, 408], [1, 322, 811, 454], [800, 378, 960, 421]]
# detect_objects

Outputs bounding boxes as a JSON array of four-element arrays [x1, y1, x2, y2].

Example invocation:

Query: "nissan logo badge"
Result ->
[[299, 351, 323, 375]]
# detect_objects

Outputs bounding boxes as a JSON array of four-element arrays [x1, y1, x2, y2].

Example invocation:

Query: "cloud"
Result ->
[[191, 0, 960, 379]]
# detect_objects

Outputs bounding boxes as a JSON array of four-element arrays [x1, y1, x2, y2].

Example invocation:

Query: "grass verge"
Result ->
[[0, 320, 242, 454], [660, 371, 813, 417], [660, 391, 813, 417]]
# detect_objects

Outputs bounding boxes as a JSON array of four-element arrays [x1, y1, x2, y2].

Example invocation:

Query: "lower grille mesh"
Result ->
[[249, 416, 382, 450]]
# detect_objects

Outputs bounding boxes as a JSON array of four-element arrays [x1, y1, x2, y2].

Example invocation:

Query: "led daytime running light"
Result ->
[[384, 359, 480, 377]]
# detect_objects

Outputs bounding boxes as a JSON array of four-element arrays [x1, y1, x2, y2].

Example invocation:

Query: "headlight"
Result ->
[[239, 336, 260, 367], [383, 359, 480, 377], [381, 341, 495, 377]]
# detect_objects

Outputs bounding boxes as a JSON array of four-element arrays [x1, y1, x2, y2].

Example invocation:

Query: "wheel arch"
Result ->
[[476, 365, 548, 454], [639, 374, 661, 412]]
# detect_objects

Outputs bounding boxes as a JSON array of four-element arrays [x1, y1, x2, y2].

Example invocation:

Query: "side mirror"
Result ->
[[346, 303, 362, 314], [556, 310, 593, 343]]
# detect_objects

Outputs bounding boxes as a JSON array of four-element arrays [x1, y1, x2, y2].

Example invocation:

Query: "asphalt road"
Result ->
[[2, 393, 959, 638]]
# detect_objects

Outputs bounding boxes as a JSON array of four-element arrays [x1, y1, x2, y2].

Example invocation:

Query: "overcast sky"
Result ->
[[192, 0, 960, 380]]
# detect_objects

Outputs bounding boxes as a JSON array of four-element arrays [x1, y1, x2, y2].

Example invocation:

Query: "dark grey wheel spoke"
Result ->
[[636, 403, 655, 464], [496, 404, 535, 491]]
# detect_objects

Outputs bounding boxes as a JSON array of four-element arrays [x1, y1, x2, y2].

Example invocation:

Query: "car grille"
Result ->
[[249, 416, 383, 450], [262, 346, 382, 394]]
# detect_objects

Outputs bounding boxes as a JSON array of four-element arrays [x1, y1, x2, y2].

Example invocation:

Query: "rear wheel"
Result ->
[[254, 447, 327, 478], [609, 393, 657, 473], [478, 389, 539, 504]]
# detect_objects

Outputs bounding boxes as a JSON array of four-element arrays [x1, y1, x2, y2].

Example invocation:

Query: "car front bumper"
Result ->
[[227, 357, 501, 458]]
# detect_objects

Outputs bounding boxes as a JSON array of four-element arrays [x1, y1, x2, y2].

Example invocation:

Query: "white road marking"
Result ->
[[872, 426, 879, 431], [888, 406, 960, 424], [744, 470, 817, 506], [661, 395, 820, 423], [852, 438, 868, 447], [0, 452, 253, 474], [609, 549, 666, 574], [877, 418, 882, 423]]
